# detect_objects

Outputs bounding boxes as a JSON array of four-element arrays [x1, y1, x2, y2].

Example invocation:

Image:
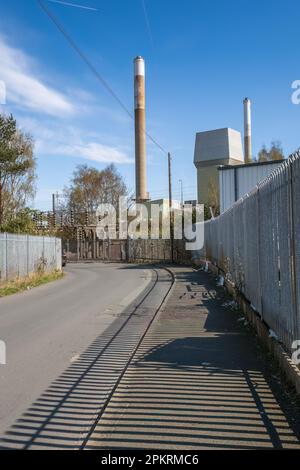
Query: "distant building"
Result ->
[[184, 200, 197, 207], [194, 128, 244, 205], [146, 198, 181, 215], [219, 159, 285, 213]]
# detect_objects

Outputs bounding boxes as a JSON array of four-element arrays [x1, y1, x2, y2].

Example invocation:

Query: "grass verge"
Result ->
[[0, 270, 64, 297]]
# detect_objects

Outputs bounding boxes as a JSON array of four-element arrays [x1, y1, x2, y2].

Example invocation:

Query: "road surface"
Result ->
[[86, 267, 300, 450], [0, 263, 153, 445]]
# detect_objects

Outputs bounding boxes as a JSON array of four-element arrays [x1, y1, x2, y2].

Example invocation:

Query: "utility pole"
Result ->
[[52, 193, 56, 213], [168, 152, 174, 263], [179, 179, 183, 207]]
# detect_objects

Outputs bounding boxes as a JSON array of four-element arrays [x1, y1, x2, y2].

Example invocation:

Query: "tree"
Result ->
[[257, 141, 284, 162], [269, 141, 285, 161], [257, 145, 268, 162], [1, 208, 37, 234], [64, 163, 127, 217], [205, 177, 220, 219], [0, 114, 36, 228]]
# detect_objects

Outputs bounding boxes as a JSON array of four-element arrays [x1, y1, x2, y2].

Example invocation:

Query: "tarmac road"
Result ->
[[0, 263, 152, 443]]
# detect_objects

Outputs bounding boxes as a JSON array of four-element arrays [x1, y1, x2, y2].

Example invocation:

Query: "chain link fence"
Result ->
[[0, 233, 62, 282], [195, 150, 300, 353]]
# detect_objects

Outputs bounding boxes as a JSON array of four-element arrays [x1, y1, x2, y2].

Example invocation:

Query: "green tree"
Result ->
[[1, 208, 37, 234], [0, 114, 36, 228]]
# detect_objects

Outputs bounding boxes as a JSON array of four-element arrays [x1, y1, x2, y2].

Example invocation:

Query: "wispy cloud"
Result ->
[[56, 142, 133, 164], [20, 117, 133, 165], [0, 37, 133, 165], [0, 36, 74, 116]]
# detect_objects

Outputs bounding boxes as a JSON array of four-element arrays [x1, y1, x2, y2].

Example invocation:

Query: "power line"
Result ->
[[37, 0, 168, 155], [149, 185, 197, 195]]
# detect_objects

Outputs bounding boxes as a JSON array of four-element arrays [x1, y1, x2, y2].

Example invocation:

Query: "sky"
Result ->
[[0, 0, 299, 210]]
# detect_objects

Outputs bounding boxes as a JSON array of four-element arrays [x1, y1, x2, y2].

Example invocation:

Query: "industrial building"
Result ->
[[193, 127, 244, 205], [193, 98, 286, 214], [218, 159, 284, 213]]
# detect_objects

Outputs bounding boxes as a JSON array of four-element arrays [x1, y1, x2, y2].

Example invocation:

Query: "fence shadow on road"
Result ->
[[0, 321, 131, 449], [1, 268, 300, 450], [0, 266, 172, 450], [85, 269, 300, 450]]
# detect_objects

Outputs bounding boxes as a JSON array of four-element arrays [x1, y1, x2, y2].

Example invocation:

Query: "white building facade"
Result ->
[[219, 160, 285, 213]]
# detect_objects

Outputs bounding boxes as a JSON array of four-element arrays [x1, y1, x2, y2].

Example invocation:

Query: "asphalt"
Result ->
[[0, 263, 157, 447], [86, 267, 300, 450]]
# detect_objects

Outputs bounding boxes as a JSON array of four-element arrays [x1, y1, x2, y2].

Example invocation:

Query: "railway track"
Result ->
[[1, 266, 175, 450], [80, 266, 174, 449]]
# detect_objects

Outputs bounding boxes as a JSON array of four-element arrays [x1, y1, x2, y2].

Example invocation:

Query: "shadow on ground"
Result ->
[[85, 268, 300, 450], [2, 268, 300, 450]]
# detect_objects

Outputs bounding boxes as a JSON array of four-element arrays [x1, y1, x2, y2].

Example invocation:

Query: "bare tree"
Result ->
[[64, 163, 127, 216], [206, 177, 220, 218], [257, 141, 284, 162]]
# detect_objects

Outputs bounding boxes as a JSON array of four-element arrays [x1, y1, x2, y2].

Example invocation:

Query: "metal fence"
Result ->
[[196, 151, 300, 353], [63, 238, 190, 264], [0, 233, 62, 282]]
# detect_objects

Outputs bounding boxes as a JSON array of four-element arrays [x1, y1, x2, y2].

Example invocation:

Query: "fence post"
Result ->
[[5, 232, 8, 281], [27, 234, 29, 276], [288, 161, 298, 344], [256, 186, 263, 319]]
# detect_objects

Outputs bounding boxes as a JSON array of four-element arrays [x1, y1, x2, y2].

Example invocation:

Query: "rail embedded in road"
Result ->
[[0, 266, 174, 450]]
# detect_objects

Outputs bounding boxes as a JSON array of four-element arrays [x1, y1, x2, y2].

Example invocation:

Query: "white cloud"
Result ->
[[0, 38, 133, 165], [19, 117, 133, 165], [0, 36, 74, 116], [56, 142, 133, 164]]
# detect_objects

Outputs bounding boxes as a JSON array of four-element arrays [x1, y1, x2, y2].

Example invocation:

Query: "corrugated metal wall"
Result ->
[[0, 233, 62, 281], [219, 161, 284, 213], [198, 151, 300, 354]]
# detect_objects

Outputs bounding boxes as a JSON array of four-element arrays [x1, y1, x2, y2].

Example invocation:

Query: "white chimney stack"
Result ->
[[243, 97, 252, 163]]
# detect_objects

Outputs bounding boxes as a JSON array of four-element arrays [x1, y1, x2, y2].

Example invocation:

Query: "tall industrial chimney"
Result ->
[[134, 56, 148, 201], [243, 97, 252, 163]]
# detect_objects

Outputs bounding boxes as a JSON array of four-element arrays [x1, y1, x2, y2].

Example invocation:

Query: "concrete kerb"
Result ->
[[193, 258, 300, 396]]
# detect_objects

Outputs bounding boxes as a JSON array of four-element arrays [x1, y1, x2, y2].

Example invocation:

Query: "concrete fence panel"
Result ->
[[0, 233, 62, 282]]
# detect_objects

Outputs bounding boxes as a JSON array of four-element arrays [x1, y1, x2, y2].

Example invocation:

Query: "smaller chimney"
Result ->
[[243, 97, 252, 163]]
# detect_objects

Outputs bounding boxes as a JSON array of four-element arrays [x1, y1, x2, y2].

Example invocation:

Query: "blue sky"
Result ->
[[0, 0, 299, 209]]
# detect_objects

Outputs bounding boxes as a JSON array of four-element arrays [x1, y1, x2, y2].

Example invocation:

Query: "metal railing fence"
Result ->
[[197, 151, 300, 353]]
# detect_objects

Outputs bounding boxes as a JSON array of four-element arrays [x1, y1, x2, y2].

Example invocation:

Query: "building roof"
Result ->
[[194, 127, 243, 165], [218, 159, 285, 171]]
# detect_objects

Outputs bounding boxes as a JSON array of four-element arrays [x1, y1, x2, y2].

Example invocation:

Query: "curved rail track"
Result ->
[[80, 266, 174, 449], [1, 266, 175, 450]]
